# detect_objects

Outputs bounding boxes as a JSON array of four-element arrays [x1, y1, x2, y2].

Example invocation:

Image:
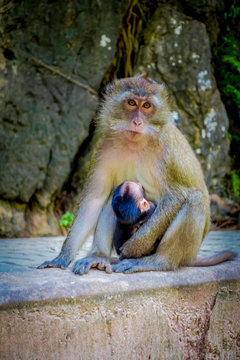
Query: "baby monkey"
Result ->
[[112, 181, 156, 255]]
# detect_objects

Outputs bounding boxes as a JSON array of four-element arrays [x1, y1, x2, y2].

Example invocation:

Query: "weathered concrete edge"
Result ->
[[0, 257, 240, 309]]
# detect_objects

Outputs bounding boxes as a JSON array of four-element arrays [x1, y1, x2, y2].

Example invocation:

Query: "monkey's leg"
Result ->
[[73, 202, 116, 275], [38, 191, 110, 269], [119, 191, 186, 258], [113, 191, 206, 273]]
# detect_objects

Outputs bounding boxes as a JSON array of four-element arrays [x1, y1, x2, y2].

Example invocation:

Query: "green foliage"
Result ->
[[232, 172, 240, 197], [60, 211, 74, 227], [219, 34, 240, 108], [224, 6, 240, 19], [227, 132, 240, 142], [217, 6, 240, 197]]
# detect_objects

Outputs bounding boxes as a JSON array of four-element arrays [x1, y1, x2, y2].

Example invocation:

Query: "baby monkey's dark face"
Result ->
[[112, 181, 151, 225]]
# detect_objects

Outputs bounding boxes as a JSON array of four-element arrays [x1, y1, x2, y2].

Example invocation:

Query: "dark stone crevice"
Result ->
[[197, 292, 218, 359]]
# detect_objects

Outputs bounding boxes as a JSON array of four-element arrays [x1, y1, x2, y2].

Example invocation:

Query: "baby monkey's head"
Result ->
[[112, 181, 151, 225]]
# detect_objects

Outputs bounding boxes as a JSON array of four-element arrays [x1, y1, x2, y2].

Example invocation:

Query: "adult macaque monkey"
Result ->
[[38, 75, 235, 274]]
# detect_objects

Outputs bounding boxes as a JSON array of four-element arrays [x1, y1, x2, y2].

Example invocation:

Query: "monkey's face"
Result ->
[[100, 75, 171, 142], [123, 96, 155, 140]]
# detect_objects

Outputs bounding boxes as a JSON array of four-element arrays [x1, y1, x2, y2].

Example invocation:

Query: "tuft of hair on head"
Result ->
[[138, 72, 149, 79], [137, 73, 159, 85], [103, 75, 166, 99], [103, 80, 116, 98]]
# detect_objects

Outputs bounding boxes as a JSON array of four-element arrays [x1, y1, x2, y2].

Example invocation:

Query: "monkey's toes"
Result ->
[[73, 259, 93, 275], [96, 260, 112, 273]]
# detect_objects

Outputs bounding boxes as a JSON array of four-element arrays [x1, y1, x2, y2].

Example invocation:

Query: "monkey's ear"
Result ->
[[138, 73, 158, 85], [104, 81, 115, 95], [159, 83, 169, 99]]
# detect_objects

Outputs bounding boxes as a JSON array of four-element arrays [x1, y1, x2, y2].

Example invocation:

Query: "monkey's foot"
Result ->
[[112, 258, 149, 273], [37, 254, 71, 270], [112, 256, 169, 273], [73, 255, 112, 275]]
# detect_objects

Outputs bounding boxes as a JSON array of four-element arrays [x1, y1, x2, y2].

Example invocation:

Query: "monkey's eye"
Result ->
[[128, 99, 137, 106], [142, 102, 151, 109]]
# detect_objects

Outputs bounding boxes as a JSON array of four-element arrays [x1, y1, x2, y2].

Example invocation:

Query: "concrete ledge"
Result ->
[[0, 259, 240, 308], [0, 232, 240, 359]]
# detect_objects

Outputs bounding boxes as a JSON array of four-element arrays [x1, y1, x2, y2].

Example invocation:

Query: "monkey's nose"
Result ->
[[133, 119, 143, 127]]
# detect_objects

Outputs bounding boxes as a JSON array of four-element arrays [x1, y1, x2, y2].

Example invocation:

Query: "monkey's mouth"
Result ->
[[126, 130, 143, 141], [126, 130, 142, 135], [126, 130, 143, 142]]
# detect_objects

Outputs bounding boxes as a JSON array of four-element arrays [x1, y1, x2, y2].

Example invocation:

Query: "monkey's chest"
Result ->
[[113, 157, 162, 200]]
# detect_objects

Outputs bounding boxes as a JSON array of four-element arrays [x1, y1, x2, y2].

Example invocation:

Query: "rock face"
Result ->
[[135, 5, 230, 189], [0, 0, 130, 236], [0, 1, 231, 236]]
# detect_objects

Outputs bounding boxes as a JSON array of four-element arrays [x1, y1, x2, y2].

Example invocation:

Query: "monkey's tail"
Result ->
[[188, 251, 237, 267]]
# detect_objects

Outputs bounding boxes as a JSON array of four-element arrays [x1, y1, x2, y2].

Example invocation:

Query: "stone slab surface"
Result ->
[[0, 231, 239, 308], [0, 230, 239, 272]]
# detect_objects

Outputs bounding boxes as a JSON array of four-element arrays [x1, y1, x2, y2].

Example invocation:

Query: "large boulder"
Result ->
[[134, 4, 230, 191], [0, 0, 130, 236]]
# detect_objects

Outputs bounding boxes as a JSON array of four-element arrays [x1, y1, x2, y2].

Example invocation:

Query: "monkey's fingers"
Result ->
[[73, 258, 95, 275], [73, 255, 112, 275], [37, 255, 70, 270], [97, 260, 112, 274]]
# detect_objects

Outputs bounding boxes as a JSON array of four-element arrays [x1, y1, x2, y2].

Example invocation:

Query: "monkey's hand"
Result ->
[[73, 255, 112, 275], [37, 254, 71, 270]]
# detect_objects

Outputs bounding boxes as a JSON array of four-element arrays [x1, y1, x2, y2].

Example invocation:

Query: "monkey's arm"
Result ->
[[38, 163, 112, 270], [73, 200, 116, 275], [38, 196, 109, 269], [119, 189, 188, 259]]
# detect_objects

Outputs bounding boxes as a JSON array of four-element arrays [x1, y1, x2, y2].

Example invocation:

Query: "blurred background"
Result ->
[[0, 0, 239, 238]]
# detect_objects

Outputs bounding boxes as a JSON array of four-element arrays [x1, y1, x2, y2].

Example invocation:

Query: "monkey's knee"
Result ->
[[156, 191, 207, 267], [186, 190, 205, 208], [185, 190, 208, 233]]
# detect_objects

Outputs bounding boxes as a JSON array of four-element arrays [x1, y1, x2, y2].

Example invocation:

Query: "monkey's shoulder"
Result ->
[[163, 124, 199, 162], [163, 124, 206, 188]]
